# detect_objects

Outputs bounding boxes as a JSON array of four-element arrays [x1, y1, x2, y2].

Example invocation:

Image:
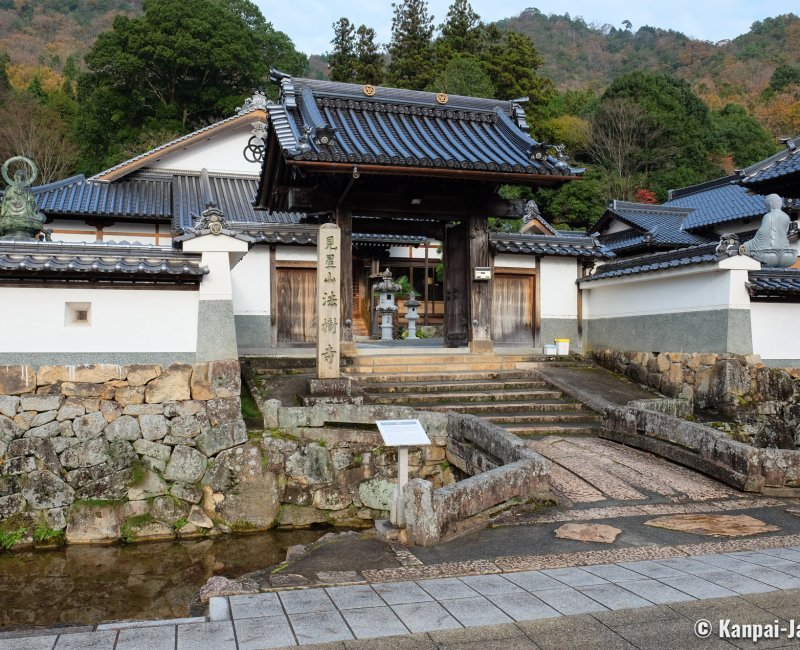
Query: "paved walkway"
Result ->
[[6, 546, 800, 649]]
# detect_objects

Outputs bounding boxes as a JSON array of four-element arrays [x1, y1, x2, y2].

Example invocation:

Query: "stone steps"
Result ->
[[505, 423, 604, 437], [349, 370, 536, 383], [484, 411, 597, 424], [365, 379, 550, 393], [402, 400, 586, 415], [356, 356, 602, 438], [367, 389, 564, 405]]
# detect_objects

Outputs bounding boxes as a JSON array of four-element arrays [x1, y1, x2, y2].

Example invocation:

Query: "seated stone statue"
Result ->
[[740, 194, 798, 268], [0, 156, 47, 240]]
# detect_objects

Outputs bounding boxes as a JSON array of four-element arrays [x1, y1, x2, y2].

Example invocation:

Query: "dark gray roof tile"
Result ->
[[580, 243, 724, 283], [747, 269, 800, 297]]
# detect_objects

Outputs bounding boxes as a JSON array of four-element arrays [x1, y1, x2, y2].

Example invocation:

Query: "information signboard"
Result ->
[[376, 419, 430, 447]]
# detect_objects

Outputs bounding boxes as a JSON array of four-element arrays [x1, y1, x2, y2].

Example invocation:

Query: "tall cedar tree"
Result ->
[[387, 0, 435, 90], [329, 18, 357, 83], [74, 0, 305, 173], [355, 25, 384, 85], [436, 0, 482, 64]]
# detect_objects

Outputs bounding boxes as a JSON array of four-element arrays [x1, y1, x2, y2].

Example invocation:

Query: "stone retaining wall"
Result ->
[[602, 406, 800, 494], [592, 349, 800, 447], [0, 361, 251, 547]]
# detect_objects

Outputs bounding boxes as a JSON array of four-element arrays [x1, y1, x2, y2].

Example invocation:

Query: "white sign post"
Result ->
[[376, 419, 430, 527]]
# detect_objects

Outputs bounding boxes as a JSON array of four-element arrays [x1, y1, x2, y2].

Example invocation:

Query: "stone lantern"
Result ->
[[374, 268, 400, 341], [405, 295, 420, 339]]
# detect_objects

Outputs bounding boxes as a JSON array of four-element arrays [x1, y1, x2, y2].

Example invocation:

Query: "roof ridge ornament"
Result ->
[[236, 91, 270, 115], [193, 168, 227, 235]]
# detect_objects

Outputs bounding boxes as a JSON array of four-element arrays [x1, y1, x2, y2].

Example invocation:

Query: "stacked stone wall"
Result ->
[[0, 363, 454, 548], [592, 350, 800, 448]]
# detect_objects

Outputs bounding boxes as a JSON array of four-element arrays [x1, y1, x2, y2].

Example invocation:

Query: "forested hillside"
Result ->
[[0, 0, 142, 90], [499, 10, 800, 138]]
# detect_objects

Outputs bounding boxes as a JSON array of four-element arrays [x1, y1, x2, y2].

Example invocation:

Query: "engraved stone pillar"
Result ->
[[317, 223, 341, 379]]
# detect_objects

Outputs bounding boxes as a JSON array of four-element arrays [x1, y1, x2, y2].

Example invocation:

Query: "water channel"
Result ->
[[0, 529, 326, 629]]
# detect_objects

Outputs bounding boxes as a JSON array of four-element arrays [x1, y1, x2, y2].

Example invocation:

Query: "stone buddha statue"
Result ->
[[0, 156, 48, 240], [740, 194, 797, 268]]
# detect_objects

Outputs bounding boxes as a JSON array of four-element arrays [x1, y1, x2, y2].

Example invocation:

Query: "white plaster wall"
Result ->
[[751, 302, 800, 361], [540, 257, 579, 319], [276, 246, 316, 262], [602, 219, 629, 235], [1, 287, 197, 352], [583, 267, 740, 319], [48, 220, 169, 247], [388, 244, 442, 259], [494, 254, 536, 270], [148, 127, 262, 176], [232, 247, 270, 316]]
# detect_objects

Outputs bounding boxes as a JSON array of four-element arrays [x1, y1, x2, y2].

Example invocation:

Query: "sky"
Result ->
[[254, 0, 798, 55]]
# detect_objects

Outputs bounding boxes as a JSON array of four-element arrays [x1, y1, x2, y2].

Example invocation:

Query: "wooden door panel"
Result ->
[[444, 222, 468, 347], [275, 268, 317, 344], [492, 274, 534, 344]]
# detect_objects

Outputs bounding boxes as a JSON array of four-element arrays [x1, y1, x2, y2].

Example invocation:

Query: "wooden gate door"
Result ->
[[444, 222, 469, 347], [492, 272, 535, 345], [274, 267, 317, 344]]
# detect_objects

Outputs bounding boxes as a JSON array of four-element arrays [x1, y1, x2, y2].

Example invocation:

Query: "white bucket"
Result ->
[[543, 344, 557, 355], [554, 338, 570, 355]]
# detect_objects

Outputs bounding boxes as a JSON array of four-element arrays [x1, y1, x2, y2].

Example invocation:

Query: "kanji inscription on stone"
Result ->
[[316, 223, 341, 379]]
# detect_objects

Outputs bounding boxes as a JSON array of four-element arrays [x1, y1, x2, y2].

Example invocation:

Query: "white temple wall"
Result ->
[[539, 257, 580, 345], [47, 219, 170, 246], [582, 261, 756, 354], [232, 247, 271, 355], [148, 128, 263, 176], [0, 286, 198, 366], [750, 302, 800, 367]]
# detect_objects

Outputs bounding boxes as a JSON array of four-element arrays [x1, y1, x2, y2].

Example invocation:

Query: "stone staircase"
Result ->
[[345, 353, 602, 438]]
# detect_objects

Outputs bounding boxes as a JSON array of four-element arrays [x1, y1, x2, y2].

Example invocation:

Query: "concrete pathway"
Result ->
[[6, 546, 800, 649]]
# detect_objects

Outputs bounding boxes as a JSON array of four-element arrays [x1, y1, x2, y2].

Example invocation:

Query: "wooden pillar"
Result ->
[[336, 206, 354, 352], [443, 221, 468, 347], [468, 215, 492, 353]]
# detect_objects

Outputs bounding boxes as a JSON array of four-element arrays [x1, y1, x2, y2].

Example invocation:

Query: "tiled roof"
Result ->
[[353, 233, 428, 246], [597, 229, 651, 252], [740, 138, 800, 193], [747, 269, 800, 298], [0, 241, 206, 281], [579, 243, 724, 283], [34, 175, 172, 220], [265, 76, 584, 177], [490, 232, 614, 259], [594, 201, 708, 253], [665, 177, 766, 230], [171, 174, 300, 230], [30, 172, 303, 232]]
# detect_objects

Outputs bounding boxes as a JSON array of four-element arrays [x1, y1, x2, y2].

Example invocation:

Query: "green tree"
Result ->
[[769, 64, 800, 92], [74, 0, 306, 172], [387, 0, 435, 90], [600, 71, 720, 196], [329, 17, 357, 83], [354, 25, 384, 84], [533, 167, 609, 231], [429, 55, 494, 98], [480, 28, 554, 108], [711, 103, 777, 167], [436, 0, 482, 61]]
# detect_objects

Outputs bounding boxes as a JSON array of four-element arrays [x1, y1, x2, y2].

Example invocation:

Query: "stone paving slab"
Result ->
[[14, 547, 800, 648]]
